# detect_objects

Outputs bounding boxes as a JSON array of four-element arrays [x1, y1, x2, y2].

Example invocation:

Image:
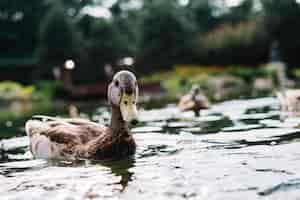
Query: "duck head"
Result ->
[[108, 70, 139, 125], [189, 85, 201, 99]]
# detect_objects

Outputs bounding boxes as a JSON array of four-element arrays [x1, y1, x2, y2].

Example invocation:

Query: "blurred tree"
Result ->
[[73, 18, 131, 83], [188, 0, 218, 33], [262, 0, 300, 68], [88, 18, 128, 64], [199, 20, 270, 65], [138, 0, 197, 71], [36, 0, 83, 79], [115, 10, 141, 57], [4, 0, 300, 83], [61, 0, 91, 15], [0, 0, 47, 57], [72, 0, 141, 82], [220, 0, 254, 24], [110, 0, 142, 57]]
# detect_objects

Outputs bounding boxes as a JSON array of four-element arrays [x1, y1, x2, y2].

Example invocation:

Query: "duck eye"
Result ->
[[132, 101, 136, 104], [124, 101, 128, 105], [115, 80, 119, 87]]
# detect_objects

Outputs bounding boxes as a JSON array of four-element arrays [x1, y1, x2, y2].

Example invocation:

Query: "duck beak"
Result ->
[[120, 93, 138, 125]]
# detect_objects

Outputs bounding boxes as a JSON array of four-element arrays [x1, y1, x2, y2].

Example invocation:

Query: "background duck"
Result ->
[[273, 51, 300, 117], [25, 70, 139, 160], [276, 62, 300, 117], [178, 85, 210, 116]]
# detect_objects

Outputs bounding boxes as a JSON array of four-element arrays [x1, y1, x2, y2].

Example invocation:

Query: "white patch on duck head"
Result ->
[[108, 80, 122, 106]]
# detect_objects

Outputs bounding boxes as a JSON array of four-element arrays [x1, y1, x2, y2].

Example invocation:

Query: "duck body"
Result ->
[[179, 93, 209, 111], [25, 71, 139, 161], [26, 117, 136, 160], [178, 86, 210, 116]]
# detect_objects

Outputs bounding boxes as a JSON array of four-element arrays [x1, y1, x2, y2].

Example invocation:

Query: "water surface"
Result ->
[[1, 97, 300, 199]]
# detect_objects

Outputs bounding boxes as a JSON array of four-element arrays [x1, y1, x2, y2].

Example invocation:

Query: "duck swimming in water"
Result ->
[[274, 59, 300, 117], [268, 41, 300, 118], [25, 70, 139, 160], [178, 85, 210, 116]]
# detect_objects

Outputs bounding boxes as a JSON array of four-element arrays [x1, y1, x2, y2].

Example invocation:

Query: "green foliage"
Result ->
[[4, 0, 300, 82], [0, 0, 46, 58], [0, 81, 59, 129], [88, 19, 129, 64], [72, 18, 133, 83], [226, 65, 277, 83], [219, 0, 254, 24], [188, 0, 217, 33], [141, 65, 277, 101], [138, 1, 197, 70], [161, 72, 249, 101], [34, 80, 61, 101], [0, 81, 35, 101], [0, 80, 59, 102]]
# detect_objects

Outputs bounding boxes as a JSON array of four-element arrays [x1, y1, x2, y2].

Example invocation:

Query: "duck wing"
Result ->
[[178, 94, 195, 111], [25, 116, 108, 160]]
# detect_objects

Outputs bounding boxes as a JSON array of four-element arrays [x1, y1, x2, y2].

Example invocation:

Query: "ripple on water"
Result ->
[[131, 126, 163, 133], [258, 179, 300, 196]]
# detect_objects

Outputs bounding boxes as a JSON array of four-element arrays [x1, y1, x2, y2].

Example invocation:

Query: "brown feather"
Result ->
[[28, 118, 135, 160]]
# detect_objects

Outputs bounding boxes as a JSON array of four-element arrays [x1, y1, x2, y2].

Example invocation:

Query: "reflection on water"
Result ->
[[102, 158, 135, 192], [1, 97, 300, 199]]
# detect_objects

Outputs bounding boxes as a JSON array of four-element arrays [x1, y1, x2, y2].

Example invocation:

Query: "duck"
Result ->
[[275, 62, 300, 117], [267, 41, 300, 117], [277, 89, 300, 115], [178, 85, 210, 116], [270, 40, 300, 117], [25, 70, 139, 160]]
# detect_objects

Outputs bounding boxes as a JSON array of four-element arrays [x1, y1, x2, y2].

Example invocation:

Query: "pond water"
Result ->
[[1, 97, 300, 199]]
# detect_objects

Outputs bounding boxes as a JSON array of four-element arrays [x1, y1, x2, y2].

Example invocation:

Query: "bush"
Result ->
[[198, 20, 270, 66], [0, 81, 35, 101], [141, 65, 277, 101], [138, 1, 197, 71]]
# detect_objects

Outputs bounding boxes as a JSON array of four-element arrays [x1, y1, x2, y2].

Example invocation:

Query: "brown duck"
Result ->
[[25, 71, 139, 160], [178, 85, 210, 116]]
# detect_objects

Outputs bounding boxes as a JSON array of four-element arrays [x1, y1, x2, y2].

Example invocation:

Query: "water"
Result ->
[[1, 97, 300, 199]]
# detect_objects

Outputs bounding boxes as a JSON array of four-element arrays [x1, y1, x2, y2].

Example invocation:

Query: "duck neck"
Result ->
[[110, 105, 129, 136]]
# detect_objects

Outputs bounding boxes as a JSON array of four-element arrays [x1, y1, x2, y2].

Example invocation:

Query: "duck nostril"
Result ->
[[130, 119, 138, 126]]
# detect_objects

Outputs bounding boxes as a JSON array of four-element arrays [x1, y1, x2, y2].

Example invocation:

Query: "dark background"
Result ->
[[0, 0, 300, 83]]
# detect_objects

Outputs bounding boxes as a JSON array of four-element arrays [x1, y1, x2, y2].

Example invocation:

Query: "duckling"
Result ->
[[25, 71, 139, 160], [178, 85, 210, 116]]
